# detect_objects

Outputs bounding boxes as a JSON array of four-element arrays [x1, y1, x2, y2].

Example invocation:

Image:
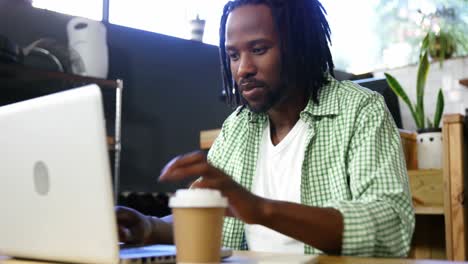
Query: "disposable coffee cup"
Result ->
[[169, 189, 228, 263]]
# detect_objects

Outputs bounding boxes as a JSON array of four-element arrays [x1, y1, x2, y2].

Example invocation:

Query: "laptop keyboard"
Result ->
[[119, 245, 176, 264]]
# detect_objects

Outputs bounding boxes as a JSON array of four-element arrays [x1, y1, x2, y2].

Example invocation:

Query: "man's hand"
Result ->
[[159, 151, 268, 224], [116, 206, 174, 245], [115, 206, 153, 244], [159, 151, 344, 254]]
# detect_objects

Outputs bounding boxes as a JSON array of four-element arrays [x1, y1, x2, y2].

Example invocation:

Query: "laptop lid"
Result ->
[[0, 85, 120, 264]]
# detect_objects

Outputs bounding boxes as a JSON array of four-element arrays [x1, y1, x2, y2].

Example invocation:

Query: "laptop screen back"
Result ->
[[0, 85, 119, 264]]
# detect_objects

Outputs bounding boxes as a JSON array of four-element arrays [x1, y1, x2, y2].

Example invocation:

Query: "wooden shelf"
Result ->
[[0, 62, 117, 89], [200, 128, 221, 150], [408, 169, 444, 215], [399, 130, 418, 170], [414, 205, 444, 215]]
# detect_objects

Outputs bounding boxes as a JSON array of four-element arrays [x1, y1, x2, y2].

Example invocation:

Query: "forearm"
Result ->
[[258, 199, 343, 254], [326, 199, 414, 257], [147, 215, 174, 244]]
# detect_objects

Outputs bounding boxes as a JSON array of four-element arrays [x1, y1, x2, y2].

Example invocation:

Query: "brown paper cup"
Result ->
[[173, 207, 225, 263], [169, 189, 228, 263]]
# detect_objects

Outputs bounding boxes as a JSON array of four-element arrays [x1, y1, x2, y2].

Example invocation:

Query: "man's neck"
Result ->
[[267, 93, 308, 146]]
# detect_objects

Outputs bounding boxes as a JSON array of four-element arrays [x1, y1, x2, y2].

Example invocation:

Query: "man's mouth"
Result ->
[[240, 81, 265, 92], [241, 84, 265, 99]]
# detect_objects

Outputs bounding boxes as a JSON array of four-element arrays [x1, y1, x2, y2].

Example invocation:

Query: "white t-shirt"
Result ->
[[245, 118, 308, 253]]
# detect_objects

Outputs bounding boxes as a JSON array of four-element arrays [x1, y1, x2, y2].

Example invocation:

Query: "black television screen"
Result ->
[[353, 77, 403, 129]]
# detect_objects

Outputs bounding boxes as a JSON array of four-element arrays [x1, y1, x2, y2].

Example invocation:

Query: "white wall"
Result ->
[[374, 56, 468, 131]]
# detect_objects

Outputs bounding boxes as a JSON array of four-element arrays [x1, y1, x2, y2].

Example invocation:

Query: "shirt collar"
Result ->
[[241, 76, 341, 123], [302, 76, 341, 118]]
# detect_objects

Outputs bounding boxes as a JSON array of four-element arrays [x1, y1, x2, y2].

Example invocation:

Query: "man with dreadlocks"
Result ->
[[116, 0, 415, 257]]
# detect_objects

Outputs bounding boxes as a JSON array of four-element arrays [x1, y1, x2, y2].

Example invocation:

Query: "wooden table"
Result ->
[[2, 251, 468, 264], [229, 251, 468, 263]]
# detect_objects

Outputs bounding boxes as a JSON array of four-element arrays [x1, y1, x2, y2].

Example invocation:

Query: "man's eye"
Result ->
[[228, 53, 239, 61], [252, 47, 267, 55]]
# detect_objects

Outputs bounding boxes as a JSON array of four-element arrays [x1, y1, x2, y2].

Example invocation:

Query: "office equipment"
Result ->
[[67, 17, 108, 78], [0, 85, 191, 264], [0, 62, 123, 203]]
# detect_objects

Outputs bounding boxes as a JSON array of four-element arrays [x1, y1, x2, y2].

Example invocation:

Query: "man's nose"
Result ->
[[237, 54, 257, 79]]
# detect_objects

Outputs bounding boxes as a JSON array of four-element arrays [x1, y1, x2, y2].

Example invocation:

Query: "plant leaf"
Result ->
[[421, 33, 429, 58], [384, 73, 422, 129], [433, 88, 445, 128], [416, 52, 429, 129], [426, 117, 433, 128]]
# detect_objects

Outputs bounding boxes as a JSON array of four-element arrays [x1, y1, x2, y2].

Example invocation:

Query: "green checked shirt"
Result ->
[[207, 77, 415, 257]]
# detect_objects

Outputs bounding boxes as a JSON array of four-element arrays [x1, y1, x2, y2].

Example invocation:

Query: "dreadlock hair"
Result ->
[[219, 0, 334, 106]]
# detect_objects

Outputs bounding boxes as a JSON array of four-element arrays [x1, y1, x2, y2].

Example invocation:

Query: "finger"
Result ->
[[189, 177, 222, 189], [189, 177, 203, 189], [115, 207, 138, 225], [225, 207, 235, 218], [117, 226, 131, 242], [189, 177, 204, 189], [159, 162, 214, 182], [161, 151, 207, 175], [161, 151, 207, 176], [190, 179, 233, 217]]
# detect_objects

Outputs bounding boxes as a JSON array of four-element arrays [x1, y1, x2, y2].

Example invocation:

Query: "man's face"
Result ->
[[225, 4, 284, 113]]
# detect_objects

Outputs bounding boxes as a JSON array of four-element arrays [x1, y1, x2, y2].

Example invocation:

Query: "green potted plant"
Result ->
[[384, 52, 445, 169], [421, 30, 457, 62], [419, 6, 468, 66]]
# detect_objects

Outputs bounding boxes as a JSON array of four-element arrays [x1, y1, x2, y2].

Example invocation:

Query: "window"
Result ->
[[322, 0, 468, 73], [31, 0, 467, 74], [32, 0, 103, 21], [321, 0, 381, 74], [109, 0, 226, 46]]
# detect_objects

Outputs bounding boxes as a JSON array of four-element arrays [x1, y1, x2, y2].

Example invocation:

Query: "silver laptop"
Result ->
[[0, 85, 231, 264]]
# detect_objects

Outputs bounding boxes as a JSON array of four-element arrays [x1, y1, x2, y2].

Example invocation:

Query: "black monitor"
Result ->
[[353, 77, 403, 129]]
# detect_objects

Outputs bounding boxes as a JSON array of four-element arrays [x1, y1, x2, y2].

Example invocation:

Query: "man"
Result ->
[[117, 0, 415, 256]]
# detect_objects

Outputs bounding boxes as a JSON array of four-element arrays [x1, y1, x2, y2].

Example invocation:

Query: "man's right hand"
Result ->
[[116, 206, 174, 245], [116, 206, 153, 244]]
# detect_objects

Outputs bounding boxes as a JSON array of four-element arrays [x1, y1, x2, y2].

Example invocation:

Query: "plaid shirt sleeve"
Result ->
[[207, 109, 235, 169], [325, 94, 415, 257]]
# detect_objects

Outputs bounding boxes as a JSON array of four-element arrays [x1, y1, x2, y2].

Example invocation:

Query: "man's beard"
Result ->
[[242, 85, 286, 113]]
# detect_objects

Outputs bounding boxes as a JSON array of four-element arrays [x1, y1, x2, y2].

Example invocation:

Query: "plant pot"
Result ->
[[428, 35, 456, 61], [416, 128, 443, 169]]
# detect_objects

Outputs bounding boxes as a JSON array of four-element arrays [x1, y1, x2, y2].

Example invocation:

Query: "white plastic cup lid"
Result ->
[[169, 189, 228, 208]]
